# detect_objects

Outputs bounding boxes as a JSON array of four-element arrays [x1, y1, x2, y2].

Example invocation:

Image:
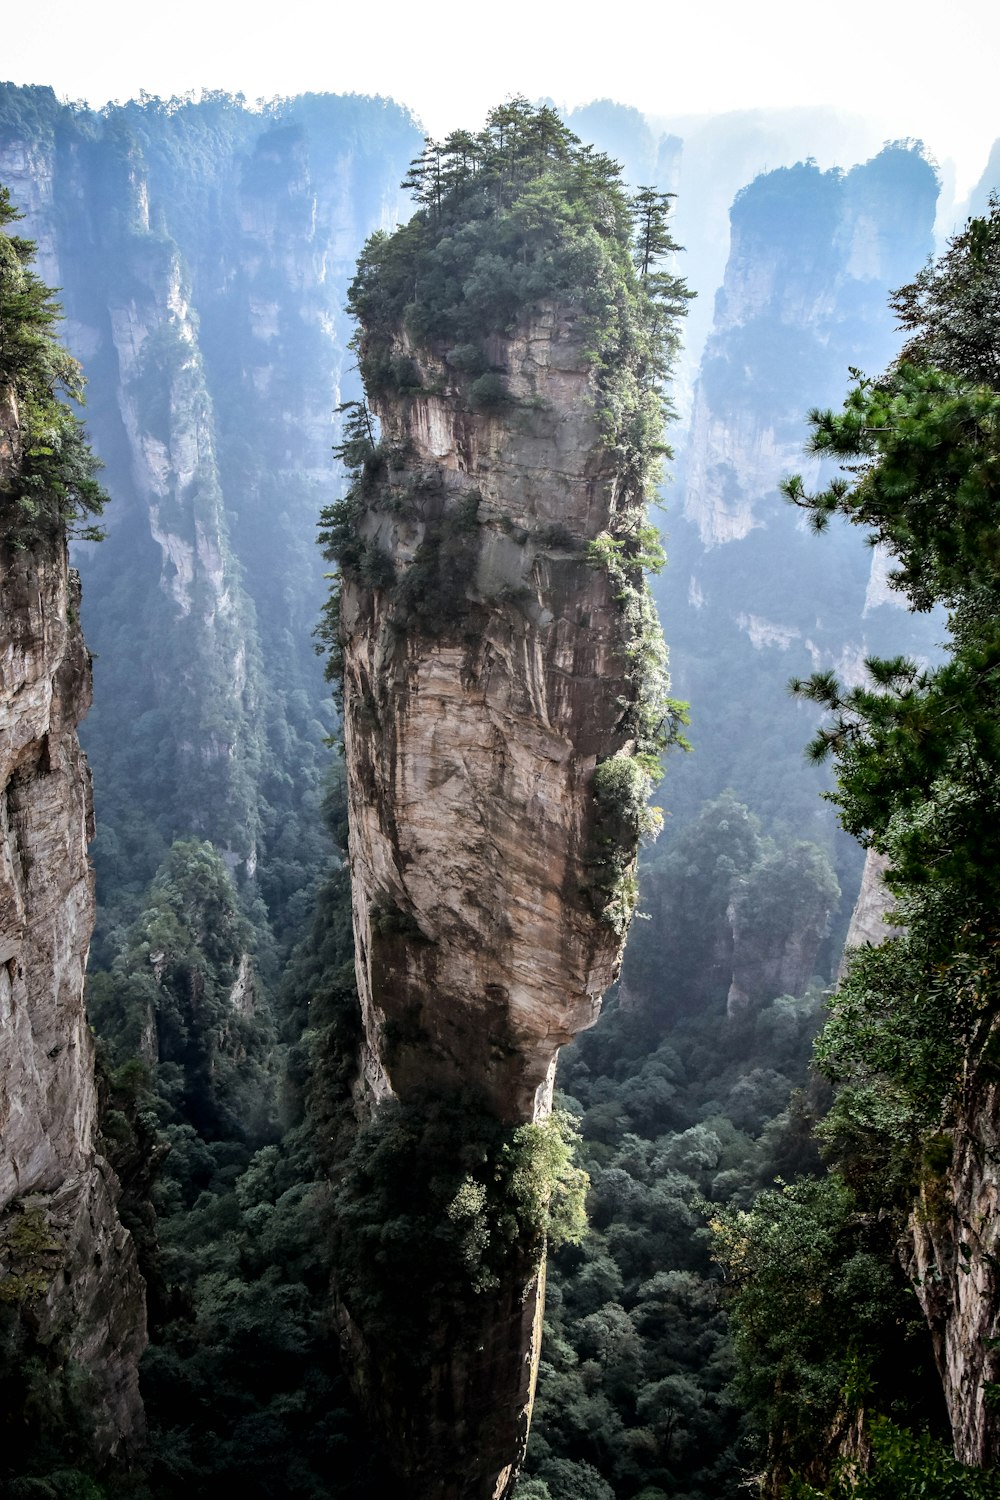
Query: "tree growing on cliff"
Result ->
[[0, 185, 106, 546], [714, 200, 1000, 1493], [780, 203, 1000, 1199], [348, 97, 690, 491]]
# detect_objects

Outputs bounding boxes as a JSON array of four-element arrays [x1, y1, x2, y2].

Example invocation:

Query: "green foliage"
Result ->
[[787, 1415, 1000, 1498], [623, 793, 839, 1016], [715, 190, 1000, 1494], [0, 1206, 60, 1305], [81, 791, 388, 1499], [331, 1095, 589, 1347], [88, 839, 277, 1147], [593, 755, 664, 843], [783, 196, 1000, 1199], [349, 96, 690, 484], [710, 1176, 927, 1477], [0, 186, 107, 547]]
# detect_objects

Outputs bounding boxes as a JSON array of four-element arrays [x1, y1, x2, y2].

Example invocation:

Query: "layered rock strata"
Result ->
[[339, 306, 649, 1495], [0, 396, 145, 1455], [343, 309, 640, 1126]]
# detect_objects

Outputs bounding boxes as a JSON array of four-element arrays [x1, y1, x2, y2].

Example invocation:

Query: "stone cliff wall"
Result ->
[[0, 391, 145, 1456], [906, 1060, 1000, 1467]]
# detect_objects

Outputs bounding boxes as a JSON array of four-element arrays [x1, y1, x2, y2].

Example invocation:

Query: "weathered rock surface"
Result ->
[[0, 398, 145, 1454], [906, 1062, 1000, 1467], [340, 306, 648, 1495], [344, 309, 638, 1126], [839, 847, 901, 970]]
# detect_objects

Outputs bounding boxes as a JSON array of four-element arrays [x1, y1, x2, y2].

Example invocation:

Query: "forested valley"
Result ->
[[1, 82, 1000, 1500]]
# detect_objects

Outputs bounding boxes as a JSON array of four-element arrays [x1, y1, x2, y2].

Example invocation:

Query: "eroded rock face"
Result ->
[[343, 308, 637, 1126], [906, 1066, 1000, 1467], [839, 848, 901, 971], [339, 306, 648, 1495], [0, 416, 146, 1454]]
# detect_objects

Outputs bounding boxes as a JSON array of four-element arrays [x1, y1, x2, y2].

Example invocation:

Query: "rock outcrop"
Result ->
[[343, 311, 636, 1125], [338, 304, 656, 1495], [0, 398, 145, 1454], [839, 848, 901, 972], [906, 1060, 1000, 1467]]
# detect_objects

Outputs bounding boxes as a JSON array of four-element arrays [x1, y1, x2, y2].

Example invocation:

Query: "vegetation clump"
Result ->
[[713, 198, 1000, 1492], [330, 1094, 588, 1350], [0, 187, 107, 547], [0, 1204, 60, 1305], [347, 98, 691, 483]]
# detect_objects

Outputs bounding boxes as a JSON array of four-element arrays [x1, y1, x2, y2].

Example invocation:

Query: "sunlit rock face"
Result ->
[[343, 307, 640, 1127], [0, 394, 146, 1455]]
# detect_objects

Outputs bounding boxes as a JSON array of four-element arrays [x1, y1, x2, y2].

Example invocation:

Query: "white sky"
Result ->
[[4, 0, 1000, 197]]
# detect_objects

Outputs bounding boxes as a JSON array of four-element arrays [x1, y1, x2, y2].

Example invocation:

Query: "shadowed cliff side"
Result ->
[[320, 102, 689, 1497], [0, 191, 145, 1474]]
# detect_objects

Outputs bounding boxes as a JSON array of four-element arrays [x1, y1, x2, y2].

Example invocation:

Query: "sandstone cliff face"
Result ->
[[339, 306, 650, 1496], [839, 848, 901, 969], [343, 308, 638, 1126], [0, 399, 145, 1453]]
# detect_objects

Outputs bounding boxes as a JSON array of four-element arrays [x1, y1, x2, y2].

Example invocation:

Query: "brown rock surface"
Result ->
[[906, 1062, 1000, 1466], [0, 415, 146, 1454], [338, 305, 654, 1495], [343, 309, 639, 1127]]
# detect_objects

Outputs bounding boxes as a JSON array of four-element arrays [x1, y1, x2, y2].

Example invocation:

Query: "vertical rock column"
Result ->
[[338, 306, 647, 1495], [0, 392, 146, 1456], [343, 308, 639, 1119]]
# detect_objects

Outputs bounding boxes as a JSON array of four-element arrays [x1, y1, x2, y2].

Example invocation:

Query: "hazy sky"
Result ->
[[4, 0, 999, 195]]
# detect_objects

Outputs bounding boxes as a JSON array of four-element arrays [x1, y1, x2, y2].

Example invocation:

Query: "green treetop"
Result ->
[[346, 97, 692, 502]]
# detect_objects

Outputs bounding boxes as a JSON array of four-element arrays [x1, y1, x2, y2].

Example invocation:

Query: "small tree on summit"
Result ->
[[631, 185, 676, 278]]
